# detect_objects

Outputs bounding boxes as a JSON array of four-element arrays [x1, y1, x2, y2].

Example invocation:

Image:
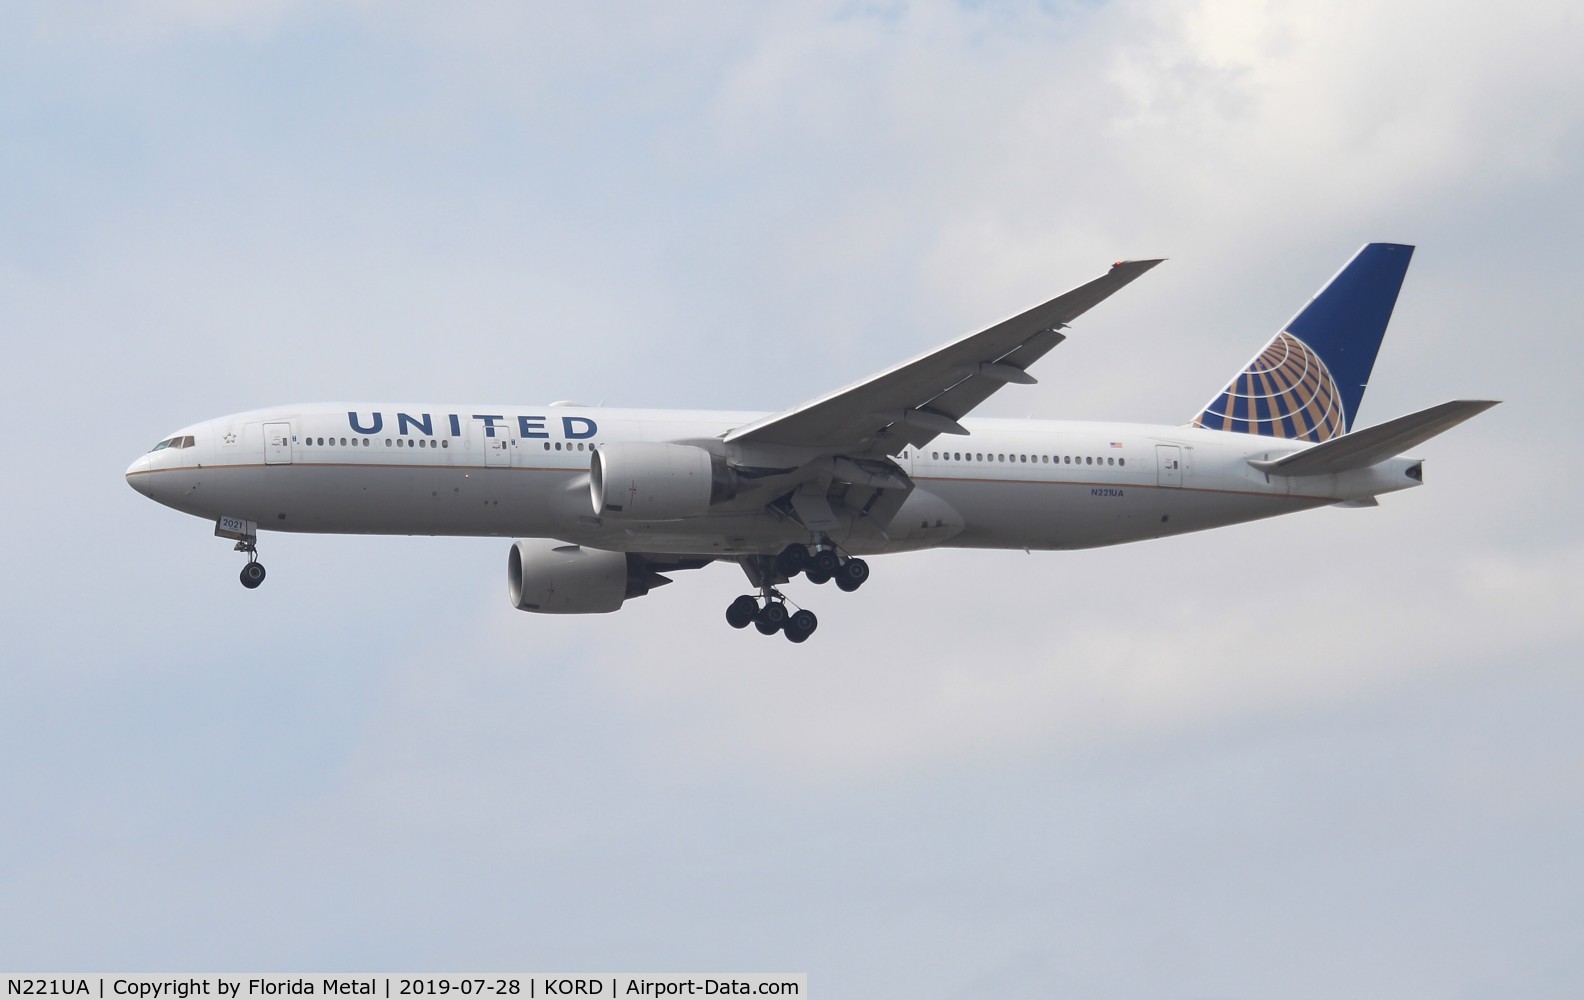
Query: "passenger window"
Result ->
[[385, 439, 392, 447], [442, 440, 449, 448], [1118, 457, 1125, 466]]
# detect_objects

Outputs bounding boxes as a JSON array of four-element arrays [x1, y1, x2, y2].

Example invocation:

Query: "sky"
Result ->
[[2, 0, 1582, 995]]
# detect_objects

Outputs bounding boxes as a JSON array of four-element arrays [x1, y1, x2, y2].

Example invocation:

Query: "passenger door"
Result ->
[[467, 419, 513, 468], [1155, 444, 1182, 488], [264, 422, 293, 465]]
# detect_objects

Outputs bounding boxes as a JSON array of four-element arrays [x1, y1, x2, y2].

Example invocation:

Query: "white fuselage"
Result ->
[[124, 402, 1422, 557]]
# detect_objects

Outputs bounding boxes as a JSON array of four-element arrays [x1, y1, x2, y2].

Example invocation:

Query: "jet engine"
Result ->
[[589, 442, 737, 520], [507, 539, 687, 614]]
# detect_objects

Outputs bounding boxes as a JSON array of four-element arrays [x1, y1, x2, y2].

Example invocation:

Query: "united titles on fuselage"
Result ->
[[345, 411, 598, 440]]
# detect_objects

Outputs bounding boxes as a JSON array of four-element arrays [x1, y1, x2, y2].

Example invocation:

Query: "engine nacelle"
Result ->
[[589, 442, 737, 520], [507, 539, 629, 614]]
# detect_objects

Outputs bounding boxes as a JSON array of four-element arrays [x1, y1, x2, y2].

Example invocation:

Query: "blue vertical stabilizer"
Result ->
[[1193, 243, 1414, 441]]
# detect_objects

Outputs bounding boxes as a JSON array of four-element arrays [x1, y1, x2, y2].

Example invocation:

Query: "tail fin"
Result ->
[[1192, 243, 1415, 442]]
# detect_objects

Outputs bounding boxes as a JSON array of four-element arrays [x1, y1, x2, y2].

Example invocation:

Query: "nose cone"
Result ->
[[126, 454, 152, 496]]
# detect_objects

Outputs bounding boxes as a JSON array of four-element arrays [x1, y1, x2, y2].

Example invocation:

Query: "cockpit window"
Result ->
[[150, 435, 195, 452], [151, 438, 174, 451]]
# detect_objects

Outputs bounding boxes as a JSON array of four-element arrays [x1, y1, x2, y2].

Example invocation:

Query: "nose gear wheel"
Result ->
[[234, 536, 267, 590]]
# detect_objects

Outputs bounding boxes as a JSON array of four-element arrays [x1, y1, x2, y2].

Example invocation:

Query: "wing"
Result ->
[[724, 258, 1164, 453]]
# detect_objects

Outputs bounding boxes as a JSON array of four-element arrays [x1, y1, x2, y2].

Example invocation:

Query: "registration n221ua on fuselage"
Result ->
[[126, 244, 1496, 643]]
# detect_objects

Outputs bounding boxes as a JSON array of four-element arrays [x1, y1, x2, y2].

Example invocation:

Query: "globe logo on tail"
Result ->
[[1192, 331, 1347, 442]]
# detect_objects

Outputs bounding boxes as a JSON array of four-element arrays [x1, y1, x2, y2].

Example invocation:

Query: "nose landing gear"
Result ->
[[216, 517, 267, 589], [236, 540, 267, 589]]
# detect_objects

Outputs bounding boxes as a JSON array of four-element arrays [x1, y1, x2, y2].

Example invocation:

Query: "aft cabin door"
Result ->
[[264, 422, 293, 465], [1155, 445, 1182, 488]]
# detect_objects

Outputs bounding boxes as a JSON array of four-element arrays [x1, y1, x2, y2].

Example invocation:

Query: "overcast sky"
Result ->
[[3, 1, 1582, 996]]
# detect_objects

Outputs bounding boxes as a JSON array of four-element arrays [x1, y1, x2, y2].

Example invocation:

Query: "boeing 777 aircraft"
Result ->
[[127, 244, 1495, 642]]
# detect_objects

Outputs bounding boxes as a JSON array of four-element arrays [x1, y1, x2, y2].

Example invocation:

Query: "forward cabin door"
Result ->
[[1155, 445, 1182, 488], [467, 419, 513, 468], [264, 422, 293, 465]]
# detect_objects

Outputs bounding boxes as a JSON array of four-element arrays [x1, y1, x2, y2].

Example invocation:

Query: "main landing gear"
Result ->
[[725, 542, 870, 643], [725, 591, 818, 643], [794, 542, 869, 591]]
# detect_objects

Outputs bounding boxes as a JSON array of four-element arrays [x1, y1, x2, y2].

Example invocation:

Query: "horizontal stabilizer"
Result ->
[[1249, 399, 1499, 476]]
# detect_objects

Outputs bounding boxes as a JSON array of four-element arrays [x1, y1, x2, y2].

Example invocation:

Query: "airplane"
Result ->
[[126, 243, 1496, 643]]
